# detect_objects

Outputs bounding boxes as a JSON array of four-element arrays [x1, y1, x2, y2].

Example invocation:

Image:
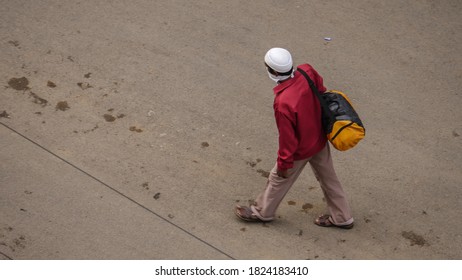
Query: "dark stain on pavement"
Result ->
[[8, 77, 29, 90], [103, 114, 116, 122], [246, 161, 257, 167], [81, 124, 99, 134], [129, 126, 143, 132], [246, 158, 262, 168], [47, 81, 57, 88], [29, 92, 48, 106], [153, 193, 161, 200], [257, 169, 270, 178], [77, 82, 92, 90], [245, 158, 270, 178], [12, 235, 26, 251], [0, 227, 26, 253], [103, 110, 126, 123], [402, 231, 429, 247], [8, 40, 20, 48], [301, 203, 313, 213], [0, 111, 10, 118], [201, 142, 209, 148], [7, 77, 49, 106], [55, 101, 70, 111]]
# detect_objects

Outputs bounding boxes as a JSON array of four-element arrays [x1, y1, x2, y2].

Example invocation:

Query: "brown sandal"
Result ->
[[234, 205, 264, 222], [314, 214, 354, 229]]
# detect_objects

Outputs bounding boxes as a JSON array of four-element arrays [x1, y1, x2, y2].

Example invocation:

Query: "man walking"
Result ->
[[235, 47, 354, 229]]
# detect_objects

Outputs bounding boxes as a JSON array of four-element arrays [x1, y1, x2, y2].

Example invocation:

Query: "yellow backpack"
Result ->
[[298, 68, 365, 151]]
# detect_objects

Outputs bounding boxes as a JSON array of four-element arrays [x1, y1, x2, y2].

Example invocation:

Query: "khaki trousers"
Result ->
[[251, 143, 354, 225]]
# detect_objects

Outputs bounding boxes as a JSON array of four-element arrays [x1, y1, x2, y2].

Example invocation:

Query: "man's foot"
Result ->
[[314, 214, 354, 229], [234, 205, 265, 222]]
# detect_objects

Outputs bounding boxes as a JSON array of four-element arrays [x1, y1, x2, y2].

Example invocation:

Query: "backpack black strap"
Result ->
[[297, 68, 334, 130], [297, 68, 329, 112]]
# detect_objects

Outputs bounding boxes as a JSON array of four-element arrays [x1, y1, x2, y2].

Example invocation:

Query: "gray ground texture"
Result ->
[[1, 0, 461, 259]]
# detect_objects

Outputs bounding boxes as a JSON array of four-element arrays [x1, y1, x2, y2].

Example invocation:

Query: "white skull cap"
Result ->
[[264, 48, 293, 73]]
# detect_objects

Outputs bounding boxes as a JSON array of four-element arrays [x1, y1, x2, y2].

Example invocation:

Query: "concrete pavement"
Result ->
[[1, 0, 461, 259], [1, 123, 231, 259]]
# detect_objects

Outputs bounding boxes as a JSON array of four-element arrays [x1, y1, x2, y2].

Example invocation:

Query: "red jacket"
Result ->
[[273, 63, 327, 170]]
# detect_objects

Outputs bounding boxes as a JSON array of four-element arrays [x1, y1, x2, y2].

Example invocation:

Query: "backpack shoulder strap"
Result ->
[[297, 68, 330, 113]]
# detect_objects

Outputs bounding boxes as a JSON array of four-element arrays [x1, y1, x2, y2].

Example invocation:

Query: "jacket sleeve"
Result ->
[[275, 108, 298, 170]]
